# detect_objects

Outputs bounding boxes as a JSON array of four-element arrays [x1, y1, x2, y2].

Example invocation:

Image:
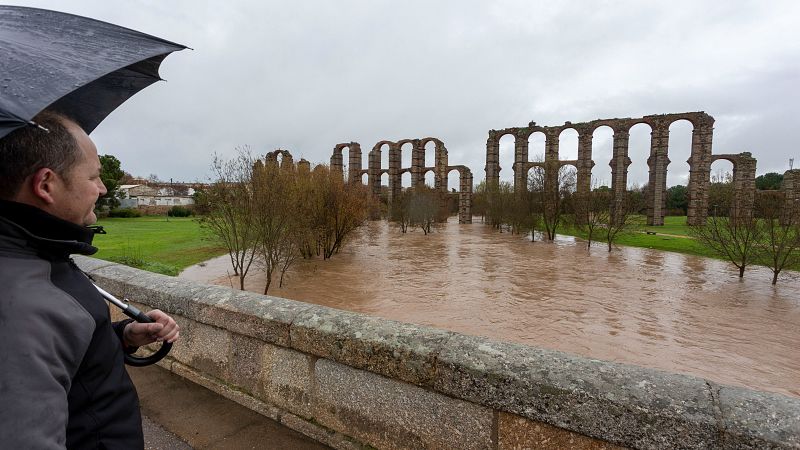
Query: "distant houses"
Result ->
[[118, 183, 200, 213]]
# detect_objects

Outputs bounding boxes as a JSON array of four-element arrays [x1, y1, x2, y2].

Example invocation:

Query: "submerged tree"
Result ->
[[689, 208, 761, 278], [389, 189, 413, 233], [573, 181, 612, 249], [408, 186, 440, 235], [527, 161, 576, 241], [604, 191, 644, 252], [197, 149, 259, 290], [754, 191, 800, 285]]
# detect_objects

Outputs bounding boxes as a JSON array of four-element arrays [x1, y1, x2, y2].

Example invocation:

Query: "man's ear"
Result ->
[[30, 167, 59, 205]]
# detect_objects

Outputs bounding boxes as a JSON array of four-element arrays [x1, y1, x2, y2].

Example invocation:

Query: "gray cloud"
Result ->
[[8, 0, 800, 186]]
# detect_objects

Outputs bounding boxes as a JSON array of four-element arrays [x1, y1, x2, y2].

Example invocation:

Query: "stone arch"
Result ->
[[666, 119, 694, 187], [418, 137, 449, 192], [447, 165, 473, 223], [331, 142, 363, 183], [486, 111, 724, 226], [369, 141, 394, 197], [625, 122, 652, 189], [557, 127, 579, 161], [709, 153, 756, 219], [422, 168, 436, 187], [265, 149, 293, 169]]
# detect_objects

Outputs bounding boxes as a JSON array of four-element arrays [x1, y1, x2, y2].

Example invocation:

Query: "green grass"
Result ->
[[92, 216, 226, 276], [641, 215, 692, 236], [558, 215, 716, 258], [558, 215, 799, 270]]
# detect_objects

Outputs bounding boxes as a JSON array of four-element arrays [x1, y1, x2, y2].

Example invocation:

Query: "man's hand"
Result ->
[[122, 309, 180, 348]]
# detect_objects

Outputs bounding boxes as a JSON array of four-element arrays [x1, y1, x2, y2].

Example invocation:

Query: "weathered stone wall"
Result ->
[[485, 112, 751, 226], [336, 138, 473, 224], [77, 257, 800, 450]]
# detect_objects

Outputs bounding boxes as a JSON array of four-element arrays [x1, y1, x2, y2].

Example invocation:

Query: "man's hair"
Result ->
[[0, 111, 82, 200]]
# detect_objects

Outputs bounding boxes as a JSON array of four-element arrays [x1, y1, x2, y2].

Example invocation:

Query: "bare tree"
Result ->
[[311, 166, 371, 259], [604, 190, 645, 252], [408, 186, 440, 235], [754, 191, 800, 285], [389, 189, 412, 233], [251, 158, 299, 294], [689, 209, 761, 278], [197, 149, 259, 290], [528, 161, 576, 241], [573, 181, 612, 249], [484, 181, 515, 231]]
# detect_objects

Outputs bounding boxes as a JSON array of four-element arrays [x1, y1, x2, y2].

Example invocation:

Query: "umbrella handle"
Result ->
[[93, 284, 172, 367], [119, 303, 173, 367]]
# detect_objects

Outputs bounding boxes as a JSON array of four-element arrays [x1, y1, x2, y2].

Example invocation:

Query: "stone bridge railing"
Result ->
[[75, 256, 800, 450]]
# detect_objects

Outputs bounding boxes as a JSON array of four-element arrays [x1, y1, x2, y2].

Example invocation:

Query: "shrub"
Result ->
[[108, 208, 142, 218], [168, 205, 193, 217]]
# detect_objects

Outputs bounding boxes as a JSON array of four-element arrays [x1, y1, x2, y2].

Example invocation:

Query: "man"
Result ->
[[0, 111, 180, 449]]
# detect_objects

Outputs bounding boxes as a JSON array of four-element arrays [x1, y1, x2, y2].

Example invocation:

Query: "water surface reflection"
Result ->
[[181, 219, 800, 398]]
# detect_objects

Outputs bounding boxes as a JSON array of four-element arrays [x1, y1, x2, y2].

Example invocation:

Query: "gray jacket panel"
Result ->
[[0, 241, 95, 449]]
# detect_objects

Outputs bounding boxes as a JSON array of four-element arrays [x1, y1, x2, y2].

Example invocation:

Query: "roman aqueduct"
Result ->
[[330, 138, 474, 224], [319, 111, 800, 226]]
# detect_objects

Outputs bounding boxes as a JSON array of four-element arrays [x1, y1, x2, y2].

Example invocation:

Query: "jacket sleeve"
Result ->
[[0, 260, 95, 449], [112, 318, 139, 354]]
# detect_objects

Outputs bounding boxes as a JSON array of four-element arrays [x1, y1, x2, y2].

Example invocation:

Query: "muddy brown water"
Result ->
[[180, 219, 800, 399]]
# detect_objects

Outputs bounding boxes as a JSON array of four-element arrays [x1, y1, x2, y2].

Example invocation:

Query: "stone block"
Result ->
[[433, 334, 720, 449], [498, 412, 625, 450], [88, 263, 207, 318], [188, 286, 308, 347], [258, 345, 315, 419], [291, 305, 453, 387], [716, 383, 800, 449], [313, 359, 493, 450], [73, 254, 116, 273], [179, 320, 231, 381]]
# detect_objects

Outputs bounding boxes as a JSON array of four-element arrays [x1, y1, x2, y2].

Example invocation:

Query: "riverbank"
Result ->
[[180, 219, 800, 399], [92, 217, 226, 275]]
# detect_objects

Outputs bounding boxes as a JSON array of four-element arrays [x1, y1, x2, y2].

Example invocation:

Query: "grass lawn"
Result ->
[[92, 216, 226, 276], [558, 215, 703, 255], [557, 215, 799, 270], [641, 215, 692, 237]]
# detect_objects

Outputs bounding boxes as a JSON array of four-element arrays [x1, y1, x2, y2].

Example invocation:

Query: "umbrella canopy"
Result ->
[[0, 6, 186, 139]]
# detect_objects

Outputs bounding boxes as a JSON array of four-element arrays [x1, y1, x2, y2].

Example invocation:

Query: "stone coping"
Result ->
[[76, 256, 800, 449]]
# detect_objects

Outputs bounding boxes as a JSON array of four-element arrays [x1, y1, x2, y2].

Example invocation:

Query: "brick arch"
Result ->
[[486, 111, 731, 226], [265, 149, 293, 168], [445, 165, 473, 223], [330, 142, 362, 183]]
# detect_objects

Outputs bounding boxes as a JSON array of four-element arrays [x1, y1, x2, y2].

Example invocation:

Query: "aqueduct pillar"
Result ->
[[485, 133, 500, 187], [646, 122, 670, 225], [459, 167, 473, 224], [609, 127, 631, 219], [784, 169, 800, 220], [514, 131, 530, 192], [575, 127, 593, 197], [686, 117, 715, 225], [731, 153, 757, 219]]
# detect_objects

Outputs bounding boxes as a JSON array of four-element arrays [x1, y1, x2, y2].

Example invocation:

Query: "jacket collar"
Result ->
[[0, 200, 98, 257]]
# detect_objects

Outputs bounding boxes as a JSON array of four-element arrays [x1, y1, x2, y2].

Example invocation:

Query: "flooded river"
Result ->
[[181, 219, 800, 398]]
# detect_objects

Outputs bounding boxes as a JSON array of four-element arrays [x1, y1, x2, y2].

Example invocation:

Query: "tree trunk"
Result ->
[[772, 271, 779, 285], [738, 265, 745, 278]]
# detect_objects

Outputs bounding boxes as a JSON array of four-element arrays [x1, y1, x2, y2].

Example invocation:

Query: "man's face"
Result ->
[[51, 121, 107, 226]]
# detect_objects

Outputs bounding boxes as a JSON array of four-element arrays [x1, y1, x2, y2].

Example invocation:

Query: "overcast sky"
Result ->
[[8, 0, 800, 188]]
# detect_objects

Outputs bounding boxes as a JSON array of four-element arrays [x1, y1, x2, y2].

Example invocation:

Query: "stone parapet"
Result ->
[[77, 257, 800, 449]]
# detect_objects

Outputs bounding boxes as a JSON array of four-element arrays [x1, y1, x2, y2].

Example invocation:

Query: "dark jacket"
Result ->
[[0, 201, 143, 449]]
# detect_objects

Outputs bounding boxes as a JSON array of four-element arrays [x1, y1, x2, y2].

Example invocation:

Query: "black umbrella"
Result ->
[[0, 5, 187, 139], [1, 6, 187, 366]]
